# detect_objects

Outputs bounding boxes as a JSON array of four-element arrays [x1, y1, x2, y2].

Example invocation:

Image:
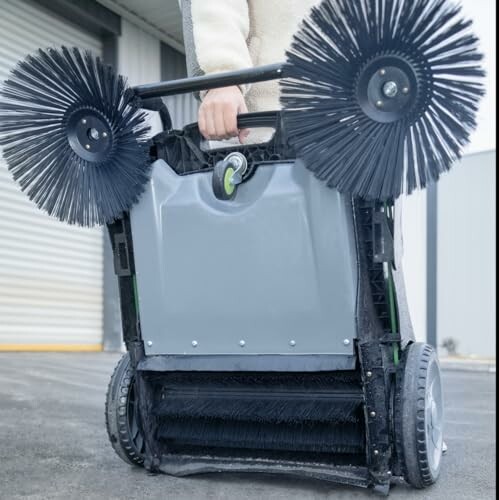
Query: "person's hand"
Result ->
[[198, 86, 250, 142]]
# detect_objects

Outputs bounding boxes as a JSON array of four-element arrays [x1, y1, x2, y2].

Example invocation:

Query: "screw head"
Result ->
[[367, 371, 373, 378], [85, 144, 91, 150], [102, 132, 108, 138], [380, 69, 386, 76], [374, 449, 380, 456], [382, 81, 399, 98], [402, 86, 410, 94], [343, 339, 351, 346], [239, 340, 246, 347], [146, 341, 153, 347], [81, 118, 87, 125], [376, 100, 384, 108], [192, 341, 198, 348], [370, 411, 377, 418], [290, 340, 296, 347]]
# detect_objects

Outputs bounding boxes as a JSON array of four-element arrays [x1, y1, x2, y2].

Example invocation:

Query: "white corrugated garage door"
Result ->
[[0, 0, 104, 350]]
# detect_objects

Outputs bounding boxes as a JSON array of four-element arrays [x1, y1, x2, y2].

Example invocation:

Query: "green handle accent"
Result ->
[[224, 167, 236, 196]]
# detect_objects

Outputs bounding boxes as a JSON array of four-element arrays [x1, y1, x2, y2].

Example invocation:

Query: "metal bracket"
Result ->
[[113, 232, 132, 277], [372, 211, 394, 263], [225, 152, 248, 186]]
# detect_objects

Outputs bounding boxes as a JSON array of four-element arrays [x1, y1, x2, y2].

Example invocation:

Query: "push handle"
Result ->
[[133, 64, 286, 99]]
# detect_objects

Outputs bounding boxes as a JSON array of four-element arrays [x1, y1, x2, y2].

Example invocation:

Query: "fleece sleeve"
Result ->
[[180, 0, 253, 95]]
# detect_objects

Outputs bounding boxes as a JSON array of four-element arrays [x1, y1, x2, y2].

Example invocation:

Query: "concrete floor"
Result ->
[[0, 353, 495, 500]]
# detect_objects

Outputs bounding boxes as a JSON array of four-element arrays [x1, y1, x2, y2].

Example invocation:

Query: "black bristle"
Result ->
[[0, 47, 150, 226], [158, 418, 365, 455], [280, 0, 486, 200]]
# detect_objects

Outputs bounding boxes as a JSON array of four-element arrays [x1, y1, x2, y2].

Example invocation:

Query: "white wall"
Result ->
[[460, 0, 496, 154], [118, 19, 161, 86], [437, 151, 496, 357], [118, 20, 163, 134], [402, 0, 496, 346]]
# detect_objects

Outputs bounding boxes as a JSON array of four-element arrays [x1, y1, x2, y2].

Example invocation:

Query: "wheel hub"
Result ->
[[425, 365, 444, 473], [356, 55, 420, 123], [66, 107, 114, 162]]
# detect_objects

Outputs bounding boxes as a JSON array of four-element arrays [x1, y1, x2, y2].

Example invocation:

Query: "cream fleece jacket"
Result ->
[[180, 0, 320, 112]]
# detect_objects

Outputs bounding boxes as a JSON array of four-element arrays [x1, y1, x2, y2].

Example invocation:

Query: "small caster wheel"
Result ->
[[213, 160, 237, 200], [395, 343, 444, 489], [212, 153, 247, 201]]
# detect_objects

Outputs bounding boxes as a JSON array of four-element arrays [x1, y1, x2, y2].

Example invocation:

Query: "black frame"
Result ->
[[106, 68, 408, 493]]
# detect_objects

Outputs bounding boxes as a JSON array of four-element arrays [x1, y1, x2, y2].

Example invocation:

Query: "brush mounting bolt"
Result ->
[[239, 340, 246, 347], [343, 339, 351, 346], [146, 341, 153, 347], [290, 340, 296, 347], [383, 81, 399, 98], [192, 341, 198, 348]]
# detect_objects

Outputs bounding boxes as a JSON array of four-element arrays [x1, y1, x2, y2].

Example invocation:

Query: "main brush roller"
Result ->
[[147, 371, 366, 457]]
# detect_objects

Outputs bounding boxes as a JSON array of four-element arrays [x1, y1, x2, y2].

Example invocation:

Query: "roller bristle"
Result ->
[[0, 47, 150, 226], [280, 0, 485, 200]]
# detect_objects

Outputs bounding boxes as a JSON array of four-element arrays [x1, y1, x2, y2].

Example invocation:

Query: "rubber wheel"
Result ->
[[213, 160, 237, 200], [105, 353, 145, 466], [395, 343, 444, 488]]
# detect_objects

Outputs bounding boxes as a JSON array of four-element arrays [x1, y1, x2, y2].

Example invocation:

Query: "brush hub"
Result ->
[[357, 55, 419, 123], [66, 108, 114, 162]]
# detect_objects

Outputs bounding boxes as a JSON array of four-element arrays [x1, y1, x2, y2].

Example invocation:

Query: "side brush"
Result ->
[[0, 47, 150, 227], [280, 0, 486, 200], [0, 0, 485, 226]]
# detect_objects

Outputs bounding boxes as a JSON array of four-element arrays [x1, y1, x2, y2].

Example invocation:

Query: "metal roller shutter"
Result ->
[[0, 0, 104, 351]]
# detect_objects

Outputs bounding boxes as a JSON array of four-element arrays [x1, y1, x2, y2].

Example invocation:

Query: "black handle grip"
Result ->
[[182, 111, 279, 137], [235, 112, 279, 130]]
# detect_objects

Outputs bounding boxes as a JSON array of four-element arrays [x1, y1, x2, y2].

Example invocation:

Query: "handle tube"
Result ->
[[133, 63, 286, 99]]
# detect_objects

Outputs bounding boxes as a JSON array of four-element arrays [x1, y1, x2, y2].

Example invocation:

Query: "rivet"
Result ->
[[380, 69, 386, 76], [146, 341, 153, 347], [370, 411, 377, 418], [192, 341, 198, 348], [85, 144, 91, 150], [367, 371, 373, 378], [290, 340, 296, 347], [376, 100, 383, 108], [343, 339, 351, 346], [239, 340, 246, 347]]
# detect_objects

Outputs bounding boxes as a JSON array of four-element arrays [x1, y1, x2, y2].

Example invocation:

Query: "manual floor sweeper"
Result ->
[[0, 0, 484, 495]]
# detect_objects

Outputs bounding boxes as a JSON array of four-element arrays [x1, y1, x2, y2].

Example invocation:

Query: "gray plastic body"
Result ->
[[131, 159, 358, 360]]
